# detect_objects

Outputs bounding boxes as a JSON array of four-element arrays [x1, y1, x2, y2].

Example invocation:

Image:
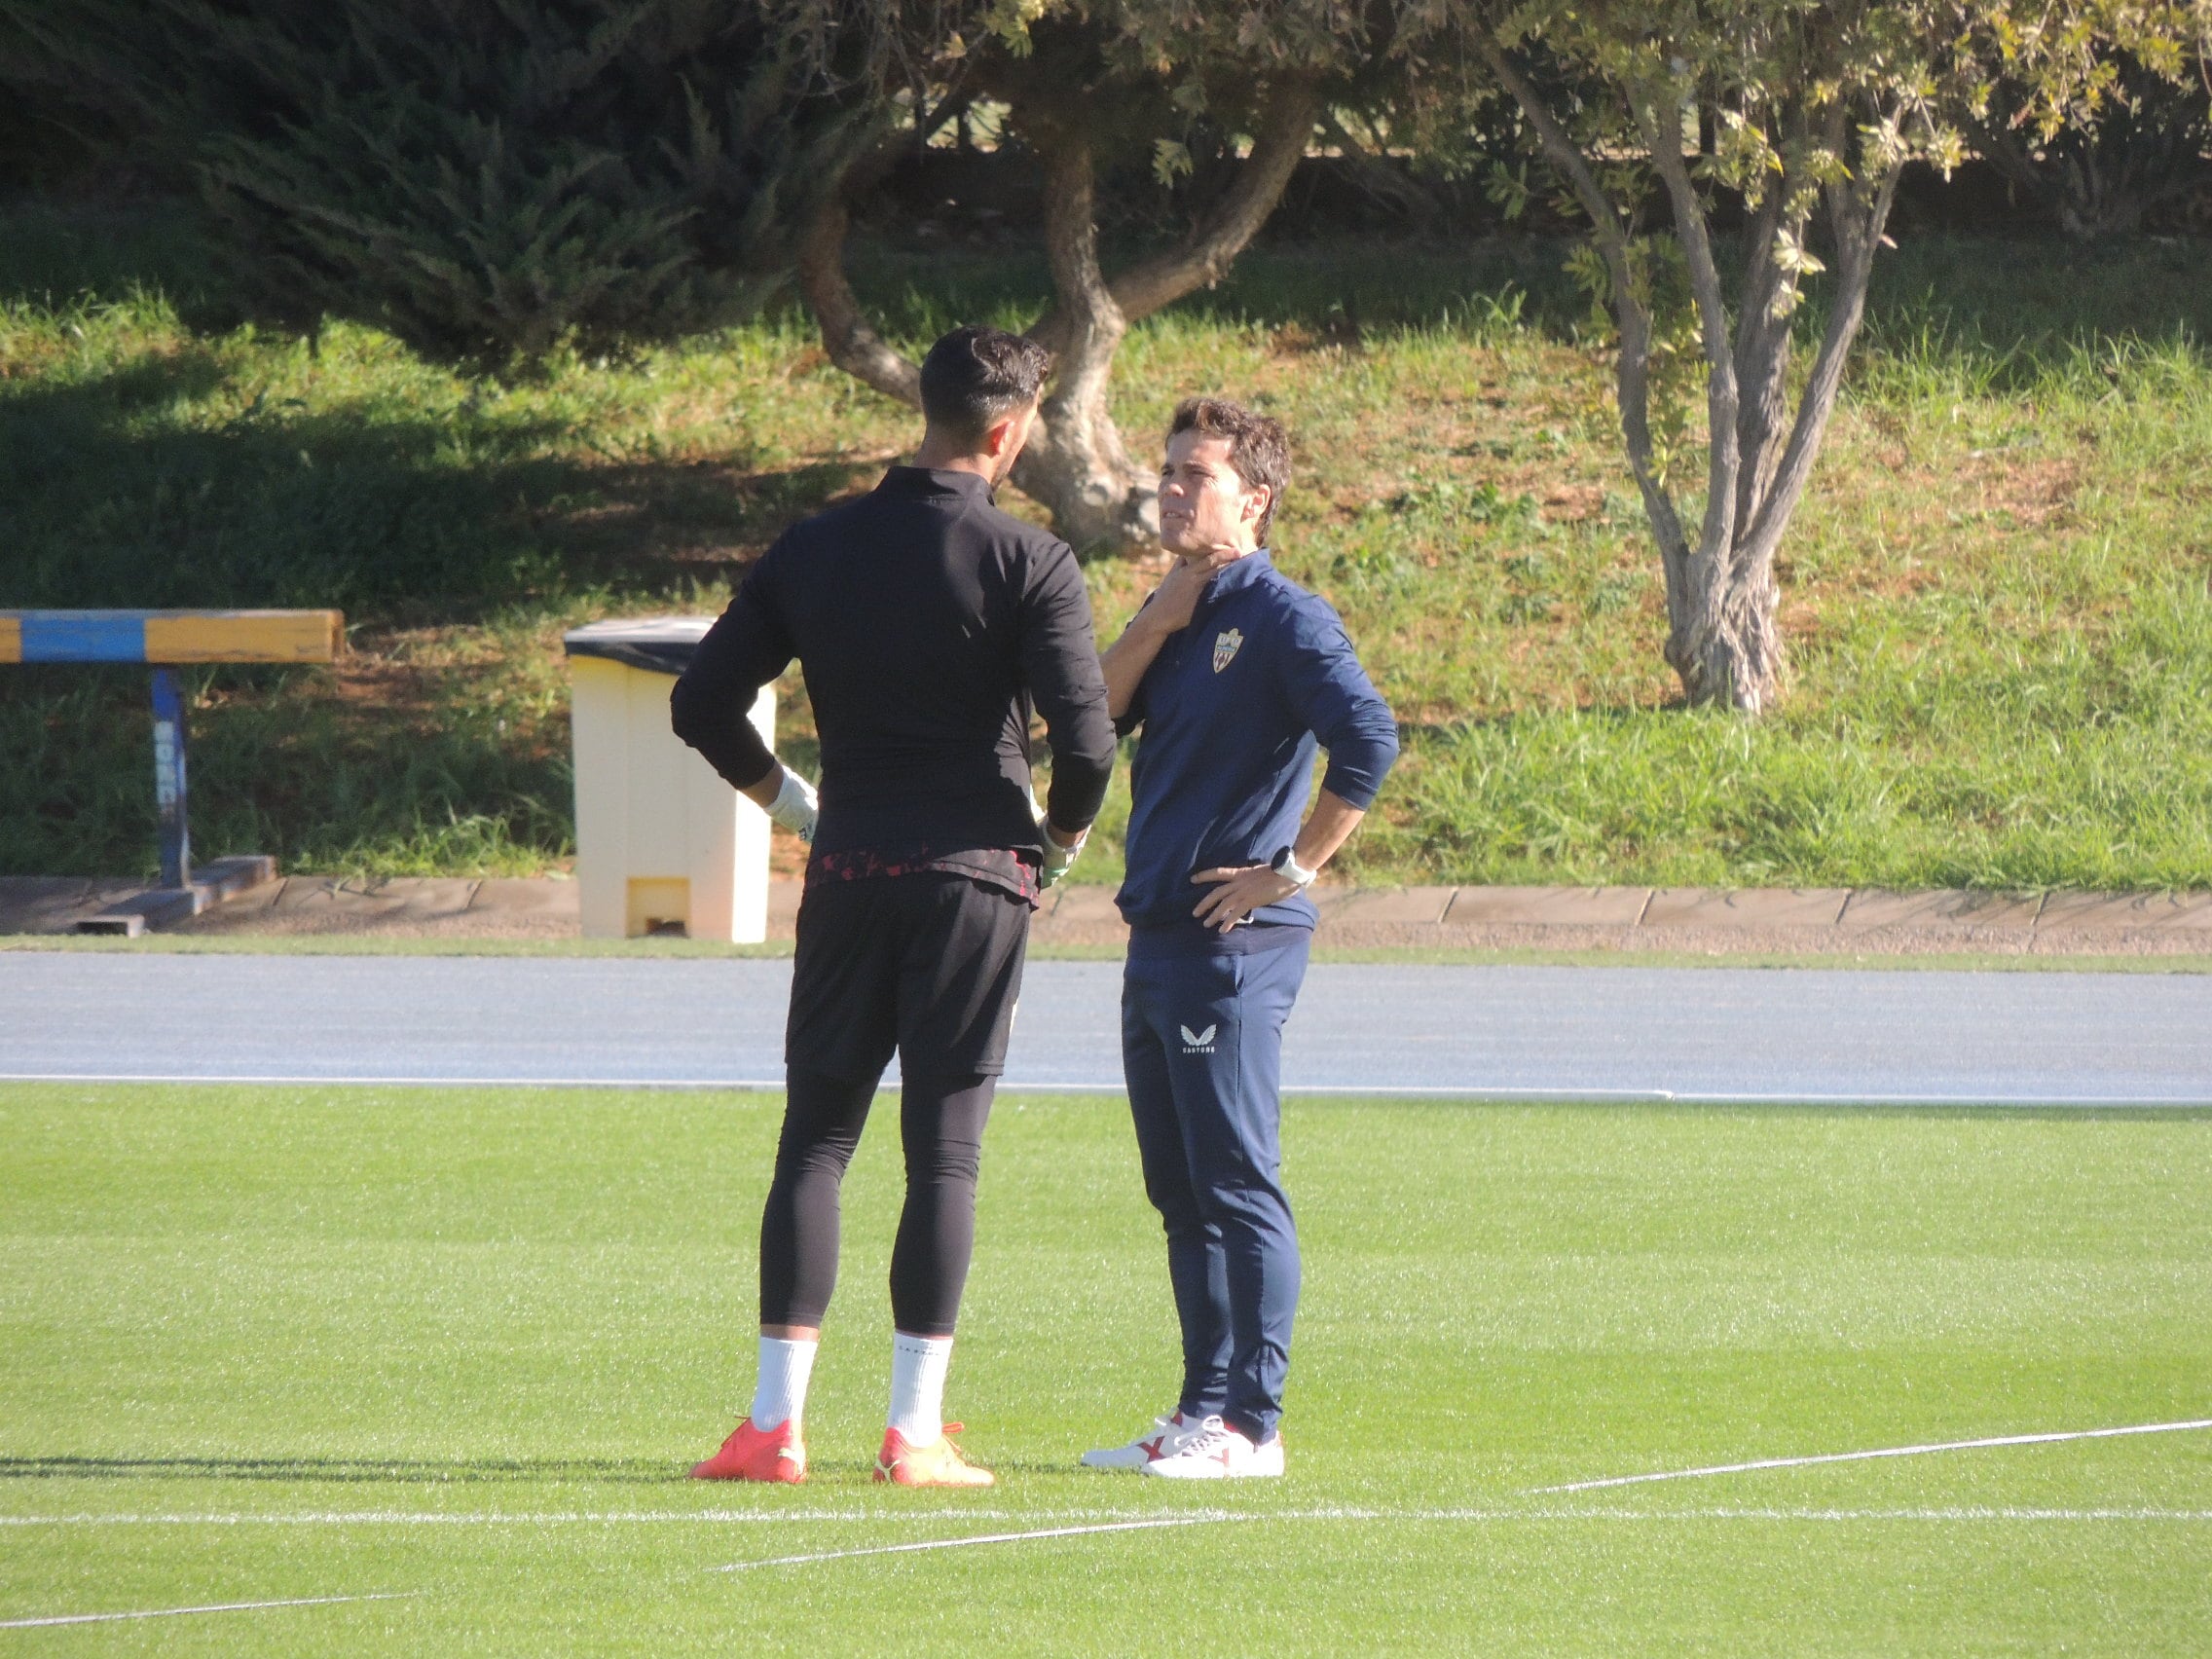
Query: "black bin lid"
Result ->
[[562, 617, 715, 677]]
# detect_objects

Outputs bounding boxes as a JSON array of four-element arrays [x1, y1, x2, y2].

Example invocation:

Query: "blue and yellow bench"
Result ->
[[2, 609, 344, 932], [0, 608, 343, 666]]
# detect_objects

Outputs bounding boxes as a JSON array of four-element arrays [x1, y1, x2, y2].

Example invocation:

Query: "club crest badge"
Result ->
[[1211, 628, 1243, 673]]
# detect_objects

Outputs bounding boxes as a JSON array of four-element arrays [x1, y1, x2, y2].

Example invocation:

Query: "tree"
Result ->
[[1409, 1, 2196, 712], [791, 1, 1368, 552], [0, 18, 113, 189], [1976, 47, 2211, 239], [4, 0, 880, 367]]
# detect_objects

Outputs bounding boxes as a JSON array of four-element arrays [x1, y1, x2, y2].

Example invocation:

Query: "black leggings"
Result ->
[[758, 1065, 996, 1338]]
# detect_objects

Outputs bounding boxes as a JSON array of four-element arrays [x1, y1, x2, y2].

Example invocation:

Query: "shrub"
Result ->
[[5, 0, 880, 366]]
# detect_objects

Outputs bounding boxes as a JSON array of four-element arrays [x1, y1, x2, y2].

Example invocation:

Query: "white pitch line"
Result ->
[[1555, 1508, 2212, 1521], [708, 1514, 1240, 1572], [6, 1505, 2210, 1533], [0, 1592, 414, 1630], [1530, 1417, 2212, 1493], [8, 1419, 2207, 1547], [0, 1509, 1104, 1527], [1261, 1506, 2212, 1523], [5, 1073, 2210, 1107], [0, 1072, 789, 1092]]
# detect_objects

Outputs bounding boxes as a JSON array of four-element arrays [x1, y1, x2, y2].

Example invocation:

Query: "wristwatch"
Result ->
[[1270, 846, 1318, 888]]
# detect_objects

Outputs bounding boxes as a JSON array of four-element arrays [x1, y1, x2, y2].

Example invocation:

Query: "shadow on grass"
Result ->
[[0, 1456, 682, 1486], [0, 657, 576, 880], [834, 230, 2212, 375], [829, 236, 1593, 343], [0, 351, 887, 620], [0, 199, 236, 325], [1855, 235, 2212, 389], [13, 194, 2205, 379], [0, 350, 874, 877]]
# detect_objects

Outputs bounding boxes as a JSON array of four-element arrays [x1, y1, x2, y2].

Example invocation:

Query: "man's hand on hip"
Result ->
[[1190, 865, 1301, 932], [743, 762, 820, 844]]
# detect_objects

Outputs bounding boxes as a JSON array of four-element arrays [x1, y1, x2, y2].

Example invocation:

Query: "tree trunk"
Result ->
[[1641, 90, 1772, 715], [1011, 77, 1319, 551], [1666, 565, 1785, 713], [795, 189, 922, 408], [1005, 416, 1157, 551], [1977, 74, 2212, 243], [2056, 147, 2149, 240], [793, 77, 1319, 556], [1005, 118, 1156, 549], [795, 178, 1150, 545], [1659, 139, 1900, 715], [1484, 32, 1907, 714]]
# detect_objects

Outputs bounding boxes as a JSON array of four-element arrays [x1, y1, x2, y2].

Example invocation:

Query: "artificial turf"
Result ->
[[2, 1083, 2207, 1652]]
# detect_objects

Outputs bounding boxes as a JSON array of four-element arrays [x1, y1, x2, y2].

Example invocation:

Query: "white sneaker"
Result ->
[[1139, 1419, 1285, 1480], [1081, 1409, 1210, 1471]]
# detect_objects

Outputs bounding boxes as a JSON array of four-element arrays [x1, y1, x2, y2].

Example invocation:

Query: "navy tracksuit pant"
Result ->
[[1121, 926, 1310, 1444]]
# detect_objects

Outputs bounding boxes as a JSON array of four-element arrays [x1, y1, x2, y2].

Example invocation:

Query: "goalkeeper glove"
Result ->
[[766, 768, 819, 844], [1041, 824, 1088, 888], [1029, 781, 1085, 887]]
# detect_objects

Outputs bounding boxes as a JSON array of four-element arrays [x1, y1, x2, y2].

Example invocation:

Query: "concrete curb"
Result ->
[[1030, 883, 2212, 955], [72, 856, 277, 937], [6, 876, 2212, 956]]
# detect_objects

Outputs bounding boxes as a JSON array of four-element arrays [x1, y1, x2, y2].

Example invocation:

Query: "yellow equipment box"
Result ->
[[564, 618, 773, 942]]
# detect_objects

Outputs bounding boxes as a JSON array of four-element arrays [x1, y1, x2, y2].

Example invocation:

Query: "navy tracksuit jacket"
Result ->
[[1113, 550, 1396, 1442]]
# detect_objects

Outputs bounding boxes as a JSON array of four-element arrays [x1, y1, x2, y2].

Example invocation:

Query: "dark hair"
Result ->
[[1167, 396, 1290, 542], [919, 325, 1051, 444]]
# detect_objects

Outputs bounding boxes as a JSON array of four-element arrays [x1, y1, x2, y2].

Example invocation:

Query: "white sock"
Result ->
[[749, 1336, 817, 1432], [886, 1332, 953, 1442]]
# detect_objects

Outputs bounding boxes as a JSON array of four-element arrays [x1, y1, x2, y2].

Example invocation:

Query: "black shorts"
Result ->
[[787, 873, 1030, 1081]]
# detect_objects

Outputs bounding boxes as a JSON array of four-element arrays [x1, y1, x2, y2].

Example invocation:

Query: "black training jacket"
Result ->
[[670, 465, 1116, 859]]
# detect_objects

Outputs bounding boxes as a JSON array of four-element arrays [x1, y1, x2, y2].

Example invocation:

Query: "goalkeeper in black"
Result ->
[[670, 325, 1115, 1488]]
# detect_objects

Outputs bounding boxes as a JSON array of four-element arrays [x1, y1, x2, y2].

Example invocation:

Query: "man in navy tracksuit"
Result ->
[[1083, 397, 1398, 1480]]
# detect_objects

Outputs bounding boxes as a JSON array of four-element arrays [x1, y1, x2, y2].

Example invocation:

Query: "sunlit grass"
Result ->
[[3, 202, 2208, 887]]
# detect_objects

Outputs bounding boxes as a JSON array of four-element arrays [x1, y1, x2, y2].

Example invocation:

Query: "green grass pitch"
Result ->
[[3, 1083, 2207, 1653]]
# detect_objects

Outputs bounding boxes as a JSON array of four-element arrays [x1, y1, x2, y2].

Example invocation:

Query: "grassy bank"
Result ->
[[3, 200, 2208, 887]]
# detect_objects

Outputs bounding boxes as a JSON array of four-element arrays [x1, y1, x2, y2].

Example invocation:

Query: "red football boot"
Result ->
[[691, 1417, 806, 1483], [873, 1422, 994, 1488]]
